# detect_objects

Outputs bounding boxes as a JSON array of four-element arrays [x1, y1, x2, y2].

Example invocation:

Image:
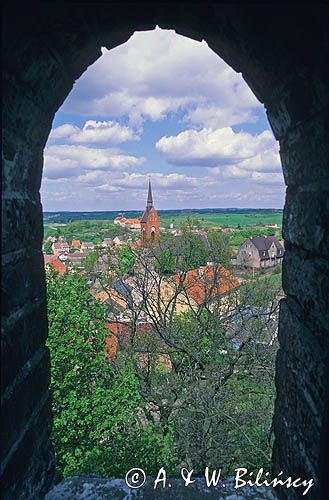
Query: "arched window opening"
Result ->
[[40, 26, 285, 482], [4, 5, 329, 499]]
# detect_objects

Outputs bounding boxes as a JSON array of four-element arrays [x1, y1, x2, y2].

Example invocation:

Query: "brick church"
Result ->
[[140, 179, 160, 245]]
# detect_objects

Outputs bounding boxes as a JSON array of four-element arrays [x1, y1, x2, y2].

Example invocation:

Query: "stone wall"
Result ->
[[2, 4, 328, 499]]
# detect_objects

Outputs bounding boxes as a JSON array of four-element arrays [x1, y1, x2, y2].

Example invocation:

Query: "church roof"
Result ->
[[141, 207, 151, 223], [147, 178, 153, 208]]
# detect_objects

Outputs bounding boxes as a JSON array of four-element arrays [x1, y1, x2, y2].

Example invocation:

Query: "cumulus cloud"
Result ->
[[41, 28, 285, 211], [96, 172, 205, 192], [156, 127, 280, 171], [49, 120, 139, 144], [61, 27, 261, 128], [49, 124, 78, 140], [43, 144, 145, 180]]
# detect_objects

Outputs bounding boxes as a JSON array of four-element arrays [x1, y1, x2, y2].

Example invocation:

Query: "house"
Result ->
[[81, 241, 95, 251], [58, 252, 69, 262], [114, 216, 140, 230], [52, 241, 69, 256], [95, 288, 128, 314], [123, 218, 141, 231], [145, 264, 240, 317], [104, 321, 171, 371], [170, 264, 240, 312], [102, 238, 113, 248], [113, 236, 126, 246], [114, 216, 125, 225], [43, 254, 57, 265], [236, 236, 284, 268], [45, 258, 66, 275], [71, 239, 81, 249], [66, 251, 89, 266]]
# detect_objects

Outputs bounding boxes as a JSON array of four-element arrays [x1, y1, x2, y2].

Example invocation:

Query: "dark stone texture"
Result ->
[[282, 246, 329, 336], [2, 3, 329, 500], [283, 189, 329, 257], [2, 251, 46, 319], [1, 347, 50, 460], [0, 394, 55, 500], [279, 109, 329, 187], [1, 300, 48, 391], [2, 198, 44, 256], [273, 298, 329, 499]]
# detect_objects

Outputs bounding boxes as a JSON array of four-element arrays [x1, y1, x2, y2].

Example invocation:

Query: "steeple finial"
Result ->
[[147, 176, 153, 208]]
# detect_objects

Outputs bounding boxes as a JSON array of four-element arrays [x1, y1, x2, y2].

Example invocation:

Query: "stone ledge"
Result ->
[[45, 475, 278, 499]]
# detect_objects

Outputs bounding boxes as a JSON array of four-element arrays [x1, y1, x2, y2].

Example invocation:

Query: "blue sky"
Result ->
[[41, 27, 285, 211]]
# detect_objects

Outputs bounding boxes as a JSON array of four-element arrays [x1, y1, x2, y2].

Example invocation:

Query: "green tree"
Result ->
[[83, 250, 99, 273], [179, 225, 208, 270], [118, 245, 136, 275], [155, 249, 176, 275], [207, 231, 231, 266], [43, 241, 53, 254], [46, 269, 176, 478]]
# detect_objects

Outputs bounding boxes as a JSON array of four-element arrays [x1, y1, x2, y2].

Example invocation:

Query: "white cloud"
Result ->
[[43, 144, 145, 180], [41, 28, 284, 211], [96, 171, 205, 192], [156, 127, 279, 170], [60, 27, 261, 128], [49, 124, 78, 140], [49, 120, 139, 144]]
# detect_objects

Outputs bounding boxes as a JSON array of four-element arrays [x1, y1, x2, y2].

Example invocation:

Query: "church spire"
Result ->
[[147, 177, 153, 208]]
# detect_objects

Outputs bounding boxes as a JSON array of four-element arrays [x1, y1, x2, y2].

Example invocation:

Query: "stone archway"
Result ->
[[2, 4, 329, 499]]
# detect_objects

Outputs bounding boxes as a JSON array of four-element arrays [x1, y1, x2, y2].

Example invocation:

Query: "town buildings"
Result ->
[[114, 217, 141, 231], [52, 241, 70, 256], [236, 236, 284, 268]]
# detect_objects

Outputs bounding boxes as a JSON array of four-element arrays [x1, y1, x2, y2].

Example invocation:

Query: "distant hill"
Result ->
[[43, 208, 283, 225]]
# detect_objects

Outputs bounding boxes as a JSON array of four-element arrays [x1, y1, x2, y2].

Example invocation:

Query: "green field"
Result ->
[[159, 211, 282, 229], [44, 220, 125, 244], [43, 209, 283, 251]]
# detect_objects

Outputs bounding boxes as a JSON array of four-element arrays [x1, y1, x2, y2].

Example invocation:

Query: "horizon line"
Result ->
[[43, 207, 283, 213]]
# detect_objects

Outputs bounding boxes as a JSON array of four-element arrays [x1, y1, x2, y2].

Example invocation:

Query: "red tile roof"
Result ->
[[104, 322, 154, 358], [104, 325, 118, 359], [124, 218, 141, 224], [96, 291, 110, 303], [172, 264, 240, 305], [47, 259, 66, 275]]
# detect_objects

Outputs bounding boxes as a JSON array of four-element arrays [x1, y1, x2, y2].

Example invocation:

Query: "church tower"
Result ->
[[140, 178, 160, 245]]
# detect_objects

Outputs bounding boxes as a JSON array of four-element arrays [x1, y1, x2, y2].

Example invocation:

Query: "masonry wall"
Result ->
[[2, 4, 328, 499]]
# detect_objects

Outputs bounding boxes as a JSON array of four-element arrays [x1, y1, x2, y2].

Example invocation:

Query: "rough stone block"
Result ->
[[1, 301, 48, 391], [2, 146, 45, 195], [0, 394, 55, 500], [2, 198, 43, 256], [283, 189, 329, 257], [279, 109, 329, 187], [266, 59, 329, 139], [1, 347, 50, 459], [273, 299, 329, 499], [2, 252, 46, 319], [282, 248, 329, 336]]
